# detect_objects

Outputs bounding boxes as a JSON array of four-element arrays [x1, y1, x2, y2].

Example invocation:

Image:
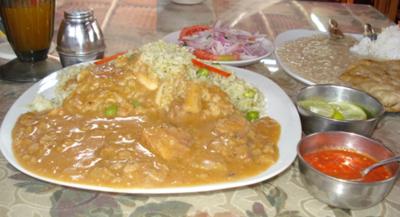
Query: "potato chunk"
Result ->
[[142, 125, 192, 160]]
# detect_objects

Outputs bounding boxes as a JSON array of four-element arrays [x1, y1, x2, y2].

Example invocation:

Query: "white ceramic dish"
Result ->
[[0, 42, 16, 60], [0, 64, 301, 194], [163, 31, 274, 66], [274, 29, 362, 85]]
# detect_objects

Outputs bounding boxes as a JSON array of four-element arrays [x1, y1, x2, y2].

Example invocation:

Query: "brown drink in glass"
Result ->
[[0, 0, 60, 82]]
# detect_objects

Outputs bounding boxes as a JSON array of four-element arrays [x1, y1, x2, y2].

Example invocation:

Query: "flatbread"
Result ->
[[340, 59, 400, 112]]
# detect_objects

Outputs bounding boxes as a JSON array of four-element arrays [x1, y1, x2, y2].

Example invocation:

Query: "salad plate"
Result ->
[[163, 31, 274, 67], [0, 64, 301, 194]]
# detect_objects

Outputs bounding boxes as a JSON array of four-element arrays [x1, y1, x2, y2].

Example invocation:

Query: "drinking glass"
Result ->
[[0, 0, 60, 82]]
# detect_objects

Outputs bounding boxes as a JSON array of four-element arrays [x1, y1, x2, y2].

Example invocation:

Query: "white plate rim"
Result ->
[[274, 29, 362, 85], [163, 31, 275, 67], [0, 64, 301, 194]]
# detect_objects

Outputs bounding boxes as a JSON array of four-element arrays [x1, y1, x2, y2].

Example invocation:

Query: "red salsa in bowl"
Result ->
[[303, 149, 393, 182], [297, 131, 398, 209]]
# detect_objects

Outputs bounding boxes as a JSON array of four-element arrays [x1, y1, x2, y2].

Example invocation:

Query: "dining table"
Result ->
[[0, 0, 399, 216]]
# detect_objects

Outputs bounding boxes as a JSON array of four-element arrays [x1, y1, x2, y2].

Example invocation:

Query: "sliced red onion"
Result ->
[[180, 23, 270, 59]]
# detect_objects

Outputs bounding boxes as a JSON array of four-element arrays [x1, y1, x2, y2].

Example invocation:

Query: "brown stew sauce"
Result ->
[[12, 56, 280, 188]]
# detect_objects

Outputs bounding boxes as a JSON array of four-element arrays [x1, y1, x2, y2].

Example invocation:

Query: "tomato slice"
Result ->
[[193, 49, 218, 60], [95, 51, 127, 65], [192, 58, 231, 77], [193, 49, 239, 61], [179, 25, 210, 41]]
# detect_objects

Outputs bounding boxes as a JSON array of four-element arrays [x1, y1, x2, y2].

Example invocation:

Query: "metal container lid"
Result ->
[[64, 8, 94, 22]]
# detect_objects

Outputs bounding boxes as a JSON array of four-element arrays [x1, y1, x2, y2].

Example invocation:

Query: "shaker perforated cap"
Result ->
[[64, 8, 94, 21]]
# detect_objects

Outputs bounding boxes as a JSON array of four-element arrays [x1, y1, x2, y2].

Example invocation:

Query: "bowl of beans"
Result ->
[[297, 131, 399, 209]]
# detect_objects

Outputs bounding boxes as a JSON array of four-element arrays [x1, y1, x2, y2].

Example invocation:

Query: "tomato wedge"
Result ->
[[192, 58, 231, 77], [193, 49, 239, 61], [179, 25, 210, 41], [193, 49, 218, 60], [95, 51, 127, 65]]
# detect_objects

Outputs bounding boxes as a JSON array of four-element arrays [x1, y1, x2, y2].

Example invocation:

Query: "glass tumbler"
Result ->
[[0, 0, 55, 61], [0, 0, 59, 82]]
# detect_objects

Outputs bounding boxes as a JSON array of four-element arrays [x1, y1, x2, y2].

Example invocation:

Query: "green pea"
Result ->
[[246, 111, 260, 121], [196, 68, 209, 77], [243, 89, 256, 98], [104, 104, 118, 117], [132, 99, 140, 108]]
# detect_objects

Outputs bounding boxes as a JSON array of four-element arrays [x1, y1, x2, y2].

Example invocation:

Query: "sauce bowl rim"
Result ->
[[297, 131, 399, 185], [295, 84, 386, 122]]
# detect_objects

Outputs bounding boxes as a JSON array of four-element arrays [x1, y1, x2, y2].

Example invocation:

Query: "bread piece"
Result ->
[[340, 59, 400, 112]]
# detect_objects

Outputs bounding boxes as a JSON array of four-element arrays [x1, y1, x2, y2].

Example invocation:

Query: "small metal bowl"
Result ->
[[295, 84, 385, 136], [297, 131, 399, 210]]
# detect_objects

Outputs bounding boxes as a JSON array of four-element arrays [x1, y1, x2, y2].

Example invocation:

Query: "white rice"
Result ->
[[28, 64, 85, 112], [139, 41, 195, 79], [28, 95, 56, 112], [350, 25, 400, 60]]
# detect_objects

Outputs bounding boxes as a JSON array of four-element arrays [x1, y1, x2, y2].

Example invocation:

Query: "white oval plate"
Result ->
[[163, 31, 275, 67], [0, 64, 301, 194], [274, 29, 362, 85]]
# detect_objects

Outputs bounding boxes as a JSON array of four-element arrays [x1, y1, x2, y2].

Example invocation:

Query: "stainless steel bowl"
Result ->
[[297, 131, 399, 210], [295, 84, 385, 136]]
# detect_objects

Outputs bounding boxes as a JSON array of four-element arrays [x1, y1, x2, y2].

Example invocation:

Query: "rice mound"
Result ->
[[29, 41, 265, 116], [140, 41, 265, 115], [350, 25, 400, 60]]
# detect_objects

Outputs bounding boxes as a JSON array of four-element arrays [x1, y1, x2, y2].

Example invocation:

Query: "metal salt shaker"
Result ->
[[328, 18, 344, 40], [363, 23, 377, 41], [57, 9, 105, 67]]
